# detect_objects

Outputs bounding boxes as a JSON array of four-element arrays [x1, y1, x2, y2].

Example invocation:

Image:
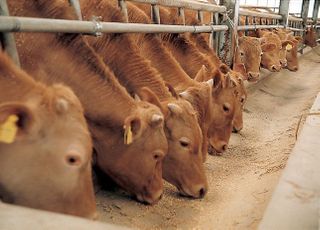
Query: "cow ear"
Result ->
[[225, 75, 237, 88], [194, 65, 208, 82], [282, 40, 294, 49], [219, 64, 230, 74], [294, 36, 302, 43], [0, 102, 34, 144], [233, 63, 248, 80], [211, 72, 223, 95], [137, 87, 165, 114], [123, 115, 141, 145], [165, 82, 178, 99], [258, 37, 266, 44], [261, 43, 276, 52]]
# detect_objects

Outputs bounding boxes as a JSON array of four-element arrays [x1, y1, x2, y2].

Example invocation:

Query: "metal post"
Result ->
[[118, 0, 129, 23], [0, 0, 20, 66], [279, 0, 290, 28], [178, 7, 186, 25], [312, 0, 320, 25], [68, 0, 82, 20], [197, 10, 204, 24], [301, 0, 310, 53], [219, 0, 239, 66], [151, 4, 160, 24]]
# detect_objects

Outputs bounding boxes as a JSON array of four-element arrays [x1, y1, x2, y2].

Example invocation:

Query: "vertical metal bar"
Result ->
[[209, 12, 214, 49], [197, 10, 204, 24], [219, 0, 239, 66], [118, 0, 128, 23], [68, 0, 82, 20], [0, 0, 20, 66], [151, 4, 160, 24], [245, 16, 249, 35], [301, 0, 310, 54], [178, 7, 186, 25], [312, 0, 320, 25], [279, 0, 290, 28], [214, 12, 219, 52]]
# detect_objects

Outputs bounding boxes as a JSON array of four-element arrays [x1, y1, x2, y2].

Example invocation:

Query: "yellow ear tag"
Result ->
[[286, 44, 293, 51], [124, 125, 133, 145], [0, 115, 19, 144]]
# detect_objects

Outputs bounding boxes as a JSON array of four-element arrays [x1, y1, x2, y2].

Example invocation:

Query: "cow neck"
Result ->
[[137, 34, 196, 91], [124, 3, 195, 93], [189, 85, 212, 129], [87, 33, 172, 102], [0, 52, 46, 103], [10, 0, 137, 126], [163, 35, 215, 79]]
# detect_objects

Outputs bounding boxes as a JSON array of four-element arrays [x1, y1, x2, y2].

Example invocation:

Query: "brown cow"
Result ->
[[304, 27, 317, 48], [9, 0, 168, 204], [234, 36, 263, 82], [174, 10, 247, 133], [273, 28, 302, 71], [257, 30, 282, 72], [81, 0, 208, 198], [0, 50, 97, 219]]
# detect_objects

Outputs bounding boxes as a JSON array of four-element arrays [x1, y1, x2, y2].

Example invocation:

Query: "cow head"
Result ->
[[285, 35, 302, 71], [90, 90, 167, 205], [0, 84, 97, 219], [207, 66, 237, 155], [304, 27, 317, 48], [138, 87, 207, 198], [186, 65, 237, 155], [258, 31, 282, 72], [235, 36, 262, 82]]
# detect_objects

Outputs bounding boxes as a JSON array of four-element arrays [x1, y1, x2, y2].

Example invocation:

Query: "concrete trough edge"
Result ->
[[0, 202, 130, 230], [258, 91, 320, 230]]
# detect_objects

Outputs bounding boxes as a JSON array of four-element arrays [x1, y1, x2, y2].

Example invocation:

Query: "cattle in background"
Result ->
[[257, 30, 283, 72], [273, 28, 302, 71], [233, 36, 263, 82], [9, 0, 168, 204], [0, 50, 97, 219], [80, 0, 208, 199], [304, 27, 318, 48]]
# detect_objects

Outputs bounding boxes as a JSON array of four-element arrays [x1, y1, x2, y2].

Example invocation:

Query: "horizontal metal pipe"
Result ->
[[240, 5, 279, 9], [237, 24, 284, 31], [288, 16, 303, 22], [287, 27, 304, 32], [239, 9, 282, 20], [0, 16, 228, 34], [127, 0, 226, 13]]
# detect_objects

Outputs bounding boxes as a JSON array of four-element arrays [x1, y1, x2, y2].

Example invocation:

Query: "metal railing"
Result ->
[[0, 16, 228, 34], [0, 0, 229, 65], [0, 0, 319, 67]]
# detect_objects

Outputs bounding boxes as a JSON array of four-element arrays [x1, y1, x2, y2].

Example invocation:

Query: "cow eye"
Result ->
[[240, 97, 245, 103], [179, 137, 190, 148], [260, 52, 263, 56], [223, 103, 230, 113], [240, 51, 244, 57]]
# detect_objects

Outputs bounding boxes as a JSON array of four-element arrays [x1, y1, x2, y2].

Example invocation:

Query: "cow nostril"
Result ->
[[199, 188, 206, 198], [222, 144, 228, 151]]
